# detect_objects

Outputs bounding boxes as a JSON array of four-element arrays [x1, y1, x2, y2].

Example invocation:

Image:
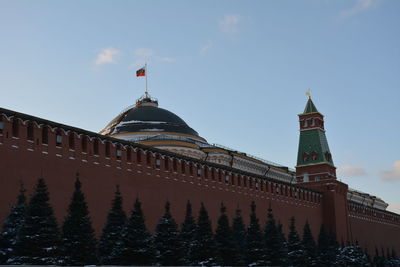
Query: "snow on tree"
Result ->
[[215, 203, 240, 266], [264, 206, 288, 266], [336, 244, 370, 266], [287, 216, 305, 266], [302, 220, 317, 266], [61, 174, 98, 265], [180, 200, 197, 265], [7, 178, 61, 265], [98, 185, 127, 264], [0, 183, 26, 264], [190, 202, 219, 266], [111, 198, 155, 265], [154, 201, 184, 266], [244, 201, 265, 266], [232, 206, 246, 266]]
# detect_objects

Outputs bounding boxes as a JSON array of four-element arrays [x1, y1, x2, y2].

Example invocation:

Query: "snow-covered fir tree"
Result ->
[[0, 183, 26, 264], [215, 203, 239, 266], [287, 216, 305, 266], [302, 220, 317, 266], [264, 207, 288, 266], [7, 178, 61, 265], [337, 244, 370, 266], [191, 202, 219, 266], [111, 198, 155, 265], [232, 206, 246, 266], [62, 175, 98, 265], [154, 201, 184, 266], [316, 225, 339, 266], [180, 200, 197, 265], [245, 201, 265, 266], [98, 185, 127, 264]]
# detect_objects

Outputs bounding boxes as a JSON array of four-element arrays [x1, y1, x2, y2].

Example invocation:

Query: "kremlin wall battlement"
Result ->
[[1, 99, 400, 255]]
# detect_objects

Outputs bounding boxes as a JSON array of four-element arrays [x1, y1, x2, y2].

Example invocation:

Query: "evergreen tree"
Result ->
[[287, 216, 305, 267], [215, 203, 239, 266], [302, 220, 317, 266], [0, 184, 27, 264], [98, 185, 127, 264], [154, 201, 184, 266], [111, 198, 155, 265], [264, 207, 288, 266], [180, 200, 197, 265], [317, 225, 338, 266], [337, 244, 370, 266], [62, 175, 98, 265], [8, 178, 61, 265], [244, 201, 265, 266], [191, 202, 219, 266], [232, 206, 246, 266]]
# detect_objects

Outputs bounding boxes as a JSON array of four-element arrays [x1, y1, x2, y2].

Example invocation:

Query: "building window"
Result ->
[[303, 152, 309, 162], [105, 142, 110, 157], [304, 120, 308, 127], [93, 139, 99, 155], [243, 177, 247, 187], [27, 122, 34, 141], [197, 166, 202, 177], [126, 147, 132, 162], [68, 133, 75, 149], [181, 161, 186, 174], [204, 166, 208, 179], [218, 170, 222, 182], [325, 152, 332, 161], [42, 126, 49, 144], [56, 130, 63, 146], [146, 152, 152, 165], [189, 163, 194, 176], [225, 174, 229, 183], [173, 158, 177, 172], [164, 157, 169, 170], [231, 174, 235, 185], [81, 136, 87, 152], [155, 158, 161, 168], [136, 149, 142, 163], [237, 175, 241, 186], [0, 120, 4, 134], [12, 119, 19, 137], [211, 168, 215, 180], [116, 146, 122, 159]]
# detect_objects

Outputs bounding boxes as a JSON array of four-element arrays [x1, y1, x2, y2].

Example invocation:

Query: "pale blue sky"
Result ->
[[0, 0, 399, 212]]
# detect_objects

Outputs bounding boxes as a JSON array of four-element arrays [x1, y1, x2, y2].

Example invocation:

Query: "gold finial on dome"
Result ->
[[305, 88, 311, 99]]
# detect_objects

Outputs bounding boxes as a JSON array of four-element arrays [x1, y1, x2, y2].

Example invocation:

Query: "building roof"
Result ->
[[100, 95, 200, 137], [303, 97, 319, 114]]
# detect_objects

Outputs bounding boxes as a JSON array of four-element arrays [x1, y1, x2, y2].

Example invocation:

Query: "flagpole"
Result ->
[[145, 62, 148, 97]]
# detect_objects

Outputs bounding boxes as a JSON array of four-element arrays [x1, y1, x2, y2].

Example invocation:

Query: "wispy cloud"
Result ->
[[387, 204, 400, 214], [339, 0, 379, 18], [200, 41, 213, 54], [95, 48, 120, 66], [337, 165, 367, 177], [219, 14, 241, 35], [132, 48, 175, 68], [380, 161, 400, 181]]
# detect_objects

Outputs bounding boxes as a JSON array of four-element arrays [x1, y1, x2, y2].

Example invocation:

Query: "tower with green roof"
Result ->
[[296, 96, 336, 183]]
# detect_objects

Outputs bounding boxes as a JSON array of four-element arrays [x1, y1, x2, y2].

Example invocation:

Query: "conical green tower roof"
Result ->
[[303, 98, 318, 114]]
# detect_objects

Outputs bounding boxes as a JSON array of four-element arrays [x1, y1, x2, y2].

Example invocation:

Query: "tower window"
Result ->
[[93, 139, 99, 154], [81, 136, 87, 152], [197, 166, 201, 177], [68, 133, 75, 149], [146, 152, 152, 165], [42, 126, 49, 144], [211, 168, 215, 180], [12, 119, 19, 137], [181, 161, 186, 174], [27, 122, 34, 141], [237, 175, 241, 186], [311, 152, 318, 161], [304, 120, 308, 127], [56, 130, 63, 146], [0, 119, 4, 133], [204, 166, 208, 179], [325, 152, 332, 161], [303, 153, 309, 162], [189, 163, 194, 176], [136, 149, 142, 163], [225, 174, 229, 183]]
